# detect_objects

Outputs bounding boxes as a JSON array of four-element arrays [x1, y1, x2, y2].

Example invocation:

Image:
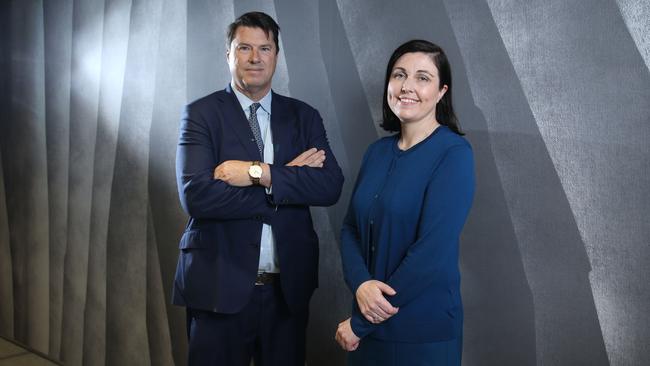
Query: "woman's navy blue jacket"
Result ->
[[341, 126, 475, 342]]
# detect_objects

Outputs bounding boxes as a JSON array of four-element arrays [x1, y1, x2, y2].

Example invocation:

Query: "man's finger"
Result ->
[[303, 150, 325, 163], [304, 157, 324, 168], [288, 148, 320, 166], [297, 148, 318, 160], [314, 152, 326, 162], [288, 148, 325, 167], [288, 149, 312, 165]]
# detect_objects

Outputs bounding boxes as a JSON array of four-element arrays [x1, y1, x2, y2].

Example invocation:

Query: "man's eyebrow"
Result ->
[[237, 42, 274, 48]]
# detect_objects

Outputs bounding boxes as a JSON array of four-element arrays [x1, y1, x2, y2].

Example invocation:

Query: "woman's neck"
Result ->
[[398, 119, 441, 150]]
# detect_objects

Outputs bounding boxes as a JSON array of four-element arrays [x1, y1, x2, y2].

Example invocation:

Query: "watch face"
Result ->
[[249, 165, 263, 178]]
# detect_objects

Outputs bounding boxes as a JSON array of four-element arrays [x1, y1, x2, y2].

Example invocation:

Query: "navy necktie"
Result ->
[[248, 102, 264, 157]]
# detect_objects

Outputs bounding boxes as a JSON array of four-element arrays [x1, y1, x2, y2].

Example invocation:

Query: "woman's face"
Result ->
[[387, 52, 448, 126]]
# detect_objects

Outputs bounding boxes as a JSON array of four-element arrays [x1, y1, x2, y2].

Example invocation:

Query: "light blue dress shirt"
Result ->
[[232, 86, 279, 273]]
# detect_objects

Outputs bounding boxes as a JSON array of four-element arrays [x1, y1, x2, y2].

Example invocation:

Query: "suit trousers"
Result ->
[[186, 281, 308, 366]]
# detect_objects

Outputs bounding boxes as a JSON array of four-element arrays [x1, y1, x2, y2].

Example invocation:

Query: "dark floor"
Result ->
[[0, 337, 60, 366]]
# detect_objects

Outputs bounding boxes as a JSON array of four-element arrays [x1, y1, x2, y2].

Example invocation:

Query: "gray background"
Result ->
[[1, 0, 649, 365]]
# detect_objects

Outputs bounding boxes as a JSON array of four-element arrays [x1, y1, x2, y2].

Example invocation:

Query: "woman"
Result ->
[[335, 40, 475, 365]]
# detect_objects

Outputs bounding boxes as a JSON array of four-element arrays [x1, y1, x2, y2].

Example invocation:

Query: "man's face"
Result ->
[[227, 26, 278, 101]]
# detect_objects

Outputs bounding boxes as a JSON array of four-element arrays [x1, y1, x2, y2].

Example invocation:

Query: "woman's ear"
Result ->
[[438, 84, 449, 103]]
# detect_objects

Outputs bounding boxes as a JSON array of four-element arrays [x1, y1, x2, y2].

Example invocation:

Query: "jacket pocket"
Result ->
[[179, 229, 204, 250]]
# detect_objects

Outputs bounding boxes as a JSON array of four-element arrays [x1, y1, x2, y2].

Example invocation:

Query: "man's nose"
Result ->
[[249, 48, 260, 63]]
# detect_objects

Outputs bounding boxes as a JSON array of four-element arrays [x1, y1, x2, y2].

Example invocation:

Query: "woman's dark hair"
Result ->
[[227, 11, 281, 54], [381, 39, 463, 135]]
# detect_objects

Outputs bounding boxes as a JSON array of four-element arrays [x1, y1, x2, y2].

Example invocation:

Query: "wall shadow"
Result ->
[[445, 0, 610, 364]]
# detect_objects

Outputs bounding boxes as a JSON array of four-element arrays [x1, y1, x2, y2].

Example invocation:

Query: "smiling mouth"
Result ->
[[398, 96, 419, 105]]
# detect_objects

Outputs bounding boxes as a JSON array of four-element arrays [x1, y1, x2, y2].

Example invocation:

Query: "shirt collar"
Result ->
[[231, 83, 272, 115]]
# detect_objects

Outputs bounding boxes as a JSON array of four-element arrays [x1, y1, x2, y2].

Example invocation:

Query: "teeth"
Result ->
[[399, 98, 418, 104]]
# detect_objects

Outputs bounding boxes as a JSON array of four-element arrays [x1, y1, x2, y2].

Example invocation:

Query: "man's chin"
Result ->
[[241, 82, 270, 92]]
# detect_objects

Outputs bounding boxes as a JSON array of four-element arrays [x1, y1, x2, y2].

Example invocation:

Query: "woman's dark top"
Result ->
[[341, 126, 475, 342]]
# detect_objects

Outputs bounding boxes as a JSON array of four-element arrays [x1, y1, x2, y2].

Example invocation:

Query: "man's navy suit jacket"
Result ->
[[172, 85, 344, 314]]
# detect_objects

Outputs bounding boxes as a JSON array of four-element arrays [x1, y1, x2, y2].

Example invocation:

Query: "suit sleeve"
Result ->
[[350, 144, 475, 339], [268, 109, 344, 207], [176, 105, 274, 220]]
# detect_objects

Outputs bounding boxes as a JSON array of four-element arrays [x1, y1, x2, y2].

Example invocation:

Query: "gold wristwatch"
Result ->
[[248, 161, 263, 185]]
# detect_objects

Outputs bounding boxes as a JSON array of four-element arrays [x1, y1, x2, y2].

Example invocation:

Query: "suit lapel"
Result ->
[[219, 85, 262, 161], [270, 91, 295, 165]]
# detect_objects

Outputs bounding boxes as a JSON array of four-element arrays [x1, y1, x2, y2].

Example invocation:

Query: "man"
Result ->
[[172, 11, 344, 366]]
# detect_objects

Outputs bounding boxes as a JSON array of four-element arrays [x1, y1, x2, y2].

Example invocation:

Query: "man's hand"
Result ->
[[213, 147, 324, 188], [356, 280, 399, 324], [286, 148, 326, 167], [335, 318, 360, 351], [213, 160, 253, 187]]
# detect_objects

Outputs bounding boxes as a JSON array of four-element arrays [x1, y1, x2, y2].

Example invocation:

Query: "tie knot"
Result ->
[[250, 103, 261, 114]]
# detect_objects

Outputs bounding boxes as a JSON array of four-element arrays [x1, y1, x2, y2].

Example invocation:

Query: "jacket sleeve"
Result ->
[[268, 109, 344, 207], [340, 192, 372, 295], [339, 148, 375, 338], [386, 144, 475, 306], [176, 105, 274, 220]]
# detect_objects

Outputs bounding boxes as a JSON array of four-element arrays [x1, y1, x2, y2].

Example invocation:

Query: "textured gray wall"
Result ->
[[0, 1, 649, 365]]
